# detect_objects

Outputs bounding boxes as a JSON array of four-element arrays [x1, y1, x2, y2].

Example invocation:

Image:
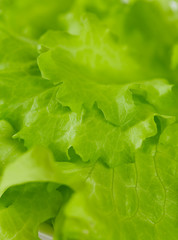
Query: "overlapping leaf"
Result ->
[[0, 0, 177, 240]]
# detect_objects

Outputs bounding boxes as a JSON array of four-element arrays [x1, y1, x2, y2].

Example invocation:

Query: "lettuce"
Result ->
[[0, 0, 178, 239]]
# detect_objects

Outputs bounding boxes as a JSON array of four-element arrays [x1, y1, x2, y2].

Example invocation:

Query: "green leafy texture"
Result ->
[[38, 20, 176, 124], [38, 16, 141, 86], [0, 0, 177, 239], [54, 120, 178, 240], [0, 145, 91, 196], [154, 123, 178, 240], [120, 0, 178, 81], [0, 121, 90, 195], [12, 83, 81, 160], [6, 17, 173, 167], [0, 120, 26, 175], [15, 79, 176, 167], [0, 121, 91, 240], [58, 0, 178, 83], [0, 30, 38, 74], [0, 6, 176, 167], [0, 183, 62, 240], [36, 21, 176, 166], [0, 29, 53, 130], [0, 0, 74, 39], [57, 0, 125, 35]]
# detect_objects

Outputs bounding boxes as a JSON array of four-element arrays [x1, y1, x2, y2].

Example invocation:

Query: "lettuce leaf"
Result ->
[[0, 0, 178, 240], [0, 183, 62, 240], [0, 0, 73, 39], [54, 122, 178, 240]]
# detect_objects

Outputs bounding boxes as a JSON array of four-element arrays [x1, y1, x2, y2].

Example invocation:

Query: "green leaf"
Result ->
[[54, 123, 178, 240], [0, 1, 178, 239], [0, 0, 74, 39], [0, 120, 25, 175], [0, 183, 62, 240], [0, 144, 92, 196]]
